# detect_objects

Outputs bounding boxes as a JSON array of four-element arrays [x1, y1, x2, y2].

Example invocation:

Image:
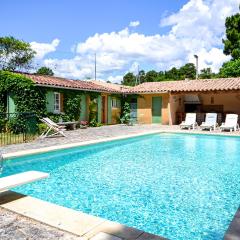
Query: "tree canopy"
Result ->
[[199, 68, 216, 79], [219, 59, 240, 77], [122, 72, 136, 86], [223, 9, 240, 60], [36, 67, 54, 76], [122, 63, 197, 86], [0, 36, 36, 71]]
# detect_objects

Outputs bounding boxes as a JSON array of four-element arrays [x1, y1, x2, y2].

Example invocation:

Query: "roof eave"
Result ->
[[124, 91, 169, 94], [35, 84, 119, 93]]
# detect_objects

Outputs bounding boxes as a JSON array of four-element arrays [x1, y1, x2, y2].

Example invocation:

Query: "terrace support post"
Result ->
[[80, 94, 87, 121], [97, 95, 102, 123], [107, 96, 112, 124]]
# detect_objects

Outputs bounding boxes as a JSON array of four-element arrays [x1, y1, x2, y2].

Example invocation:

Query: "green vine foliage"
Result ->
[[0, 71, 46, 115], [88, 92, 100, 124], [120, 102, 131, 124], [44, 89, 83, 122], [89, 99, 98, 122], [89, 91, 100, 101], [0, 71, 46, 133], [63, 92, 82, 121]]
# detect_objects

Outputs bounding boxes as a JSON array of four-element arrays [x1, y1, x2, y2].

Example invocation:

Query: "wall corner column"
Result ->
[[107, 96, 112, 124]]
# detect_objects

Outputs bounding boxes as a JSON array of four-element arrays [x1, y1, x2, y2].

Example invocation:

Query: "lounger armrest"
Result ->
[[58, 125, 66, 130]]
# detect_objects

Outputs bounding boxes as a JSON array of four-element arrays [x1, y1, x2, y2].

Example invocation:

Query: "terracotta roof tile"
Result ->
[[125, 78, 240, 94], [18, 72, 240, 94], [90, 80, 130, 92], [20, 73, 120, 93]]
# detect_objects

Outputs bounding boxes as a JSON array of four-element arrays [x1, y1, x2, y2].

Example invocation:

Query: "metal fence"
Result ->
[[0, 112, 39, 146]]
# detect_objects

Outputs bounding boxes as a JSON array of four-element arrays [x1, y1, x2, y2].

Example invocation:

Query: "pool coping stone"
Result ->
[[0, 191, 166, 240]]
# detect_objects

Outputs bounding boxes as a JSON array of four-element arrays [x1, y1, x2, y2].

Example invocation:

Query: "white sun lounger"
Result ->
[[180, 113, 197, 130], [220, 114, 239, 132], [40, 117, 66, 138], [0, 171, 49, 192], [200, 113, 218, 131]]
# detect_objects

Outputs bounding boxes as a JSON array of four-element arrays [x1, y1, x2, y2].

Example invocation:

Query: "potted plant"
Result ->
[[80, 121, 88, 129]]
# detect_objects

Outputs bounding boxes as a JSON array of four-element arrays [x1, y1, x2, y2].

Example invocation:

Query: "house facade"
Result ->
[[124, 78, 240, 125], [6, 73, 240, 126], [7, 73, 122, 124]]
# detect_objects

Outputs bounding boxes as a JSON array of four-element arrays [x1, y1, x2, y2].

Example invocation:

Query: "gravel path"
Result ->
[[0, 207, 84, 240]]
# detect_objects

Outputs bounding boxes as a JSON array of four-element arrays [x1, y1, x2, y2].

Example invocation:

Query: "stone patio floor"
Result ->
[[1, 124, 240, 240]]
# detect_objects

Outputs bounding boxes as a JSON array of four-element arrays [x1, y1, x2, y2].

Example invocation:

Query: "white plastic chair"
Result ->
[[220, 114, 239, 132], [200, 113, 218, 131], [180, 113, 197, 130]]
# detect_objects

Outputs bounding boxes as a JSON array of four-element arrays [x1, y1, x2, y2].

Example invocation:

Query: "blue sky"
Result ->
[[0, 0, 239, 82], [1, 0, 187, 58]]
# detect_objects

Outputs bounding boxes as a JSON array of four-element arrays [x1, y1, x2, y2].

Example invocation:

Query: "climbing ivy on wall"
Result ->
[[63, 91, 82, 121], [0, 71, 47, 133], [44, 88, 83, 122], [88, 92, 100, 124], [0, 70, 46, 115]]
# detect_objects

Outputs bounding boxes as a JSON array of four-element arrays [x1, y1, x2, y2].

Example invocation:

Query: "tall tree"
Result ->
[[145, 70, 158, 82], [199, 68, 213, 79], [219, 59, 240, 77], [121, 72, 136, 86], [36, 67, 54, 76], [138, 70, 146, 83], [179, 63, 196, 79], [165, 67, 180, 80], [158, 71, 166, 81], [0, 36, 35, 71], [223, 8, 240, 60]]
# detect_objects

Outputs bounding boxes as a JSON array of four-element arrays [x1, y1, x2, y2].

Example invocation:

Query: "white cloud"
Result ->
[[107, 75, 123, 84], [188, 48, 231, 73], [41, 0, 239, 82], [44, 56, 93, 79], [31, 39, 60, 59], [129, 62, 140, 74], [129, 21, 140, 27]]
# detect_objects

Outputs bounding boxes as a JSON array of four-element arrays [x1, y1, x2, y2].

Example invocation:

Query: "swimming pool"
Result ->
[[2, 133, 240, 240]]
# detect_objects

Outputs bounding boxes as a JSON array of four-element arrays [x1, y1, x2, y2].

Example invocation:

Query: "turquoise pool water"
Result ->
[[1, 133, 240, 240]]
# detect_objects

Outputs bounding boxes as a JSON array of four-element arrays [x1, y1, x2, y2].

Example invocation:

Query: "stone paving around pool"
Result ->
[[1, 124, 240, 240], [0, 191, 166, 240], [2, 124, 240, 155]]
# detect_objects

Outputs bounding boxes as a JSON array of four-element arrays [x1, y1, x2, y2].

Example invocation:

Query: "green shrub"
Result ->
[[6, 117, 26, 134], [38, 123, 48, 134], [47, 113, 71, 123], [89, 118, 103, 127], [0, 118, 7, 132], [120, 102, 131, 124], [89, 118, 98, 127]]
